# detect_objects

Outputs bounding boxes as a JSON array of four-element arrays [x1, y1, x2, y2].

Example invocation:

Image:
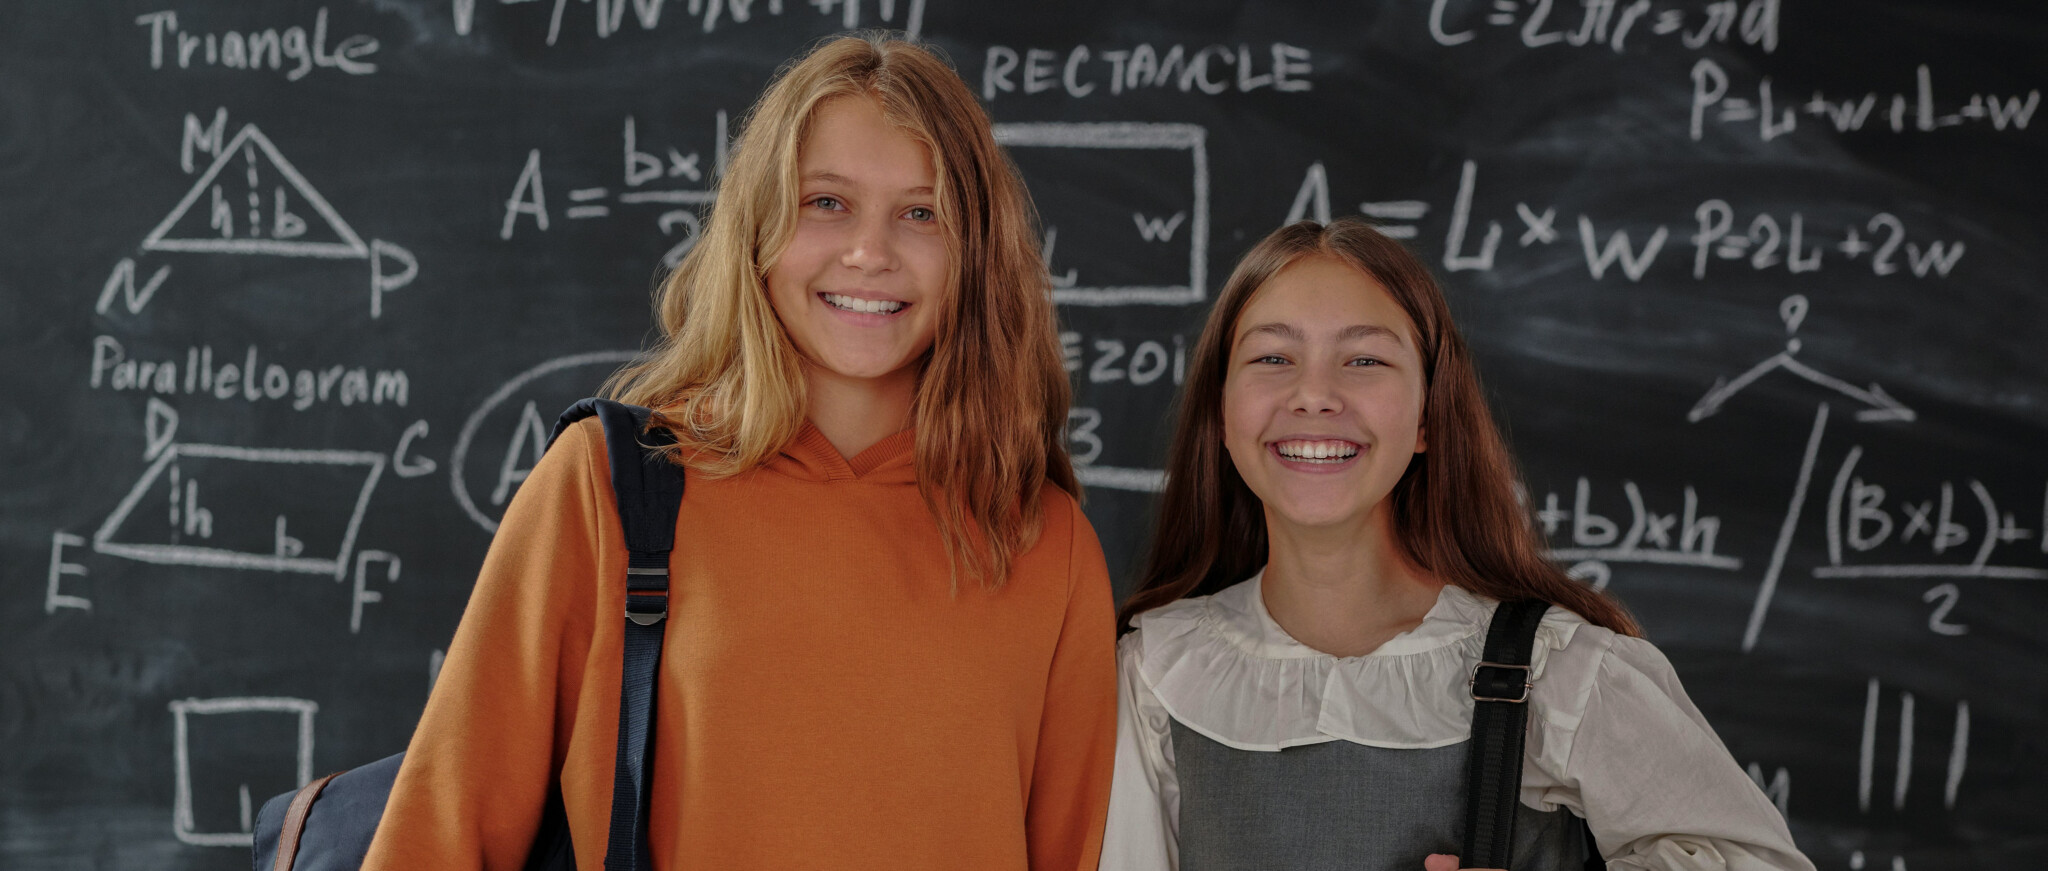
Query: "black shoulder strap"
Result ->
[[1462, 599, 1550, 870], [549, 398, 684, 871]]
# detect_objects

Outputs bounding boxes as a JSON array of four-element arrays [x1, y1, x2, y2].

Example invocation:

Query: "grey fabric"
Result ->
[[1170, 720, 1591, 871]]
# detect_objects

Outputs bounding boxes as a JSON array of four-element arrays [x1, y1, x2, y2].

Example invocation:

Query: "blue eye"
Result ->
[[906, 206, 936, 222], [811, 196, 844, 211]]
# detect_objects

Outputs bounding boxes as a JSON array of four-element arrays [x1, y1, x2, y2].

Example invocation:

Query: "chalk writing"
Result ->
[[46, 532, 91, 614], [1538, 478, 1739, 570], [129, 112, 418, 316], [1857, 680, 1968, 812], [500, 111, 729, 263], [1321, 161, 1970, 283], [1284, 162, 1431, 239], [994, 122, 1209, 306], [1429, 0, 1778, 53], [1062, 331, 1188, 387], [350, 550, 400, 633], [1064, 408, 1166, 493], [146, 123, 367, 258], [167, 697, 317, 847], [450, 350, 639, 533], [95, 441, 386, 580], [1819, 457, 2047, 581], [1693, 59, 2039, 142], [982, 42, 1312, 100], [88, 337, 410, 410], [1745, 762, 1792, 816], [1689, 297, 1916, 423], [135, 8, 378, 79], [457, 0, 928, 44]]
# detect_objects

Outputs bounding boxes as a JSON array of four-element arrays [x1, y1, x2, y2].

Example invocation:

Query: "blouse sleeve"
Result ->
[[1098, 632, 1181, 871], [1553, 635, 1815, 871], [361, 419, 608, 870], [1024, 498, 1120, 871]]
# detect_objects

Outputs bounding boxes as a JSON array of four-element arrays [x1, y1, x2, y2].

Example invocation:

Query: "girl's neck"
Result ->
[[1259, 509, 1445, 658], [804, 362, 918, 460]]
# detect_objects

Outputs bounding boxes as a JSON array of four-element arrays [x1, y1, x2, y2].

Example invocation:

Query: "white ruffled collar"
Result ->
[[1131, 571, 1584, 751]]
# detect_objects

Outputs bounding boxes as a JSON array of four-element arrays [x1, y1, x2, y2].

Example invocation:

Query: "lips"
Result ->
[[819, 291, 907, 315], [1269, 438, 1361, 466]]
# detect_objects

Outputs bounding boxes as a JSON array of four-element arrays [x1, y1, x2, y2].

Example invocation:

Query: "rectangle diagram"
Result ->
[[168, 696, 317, 847], [94, 443, 386, 578], [994, 123, 1208, 306]]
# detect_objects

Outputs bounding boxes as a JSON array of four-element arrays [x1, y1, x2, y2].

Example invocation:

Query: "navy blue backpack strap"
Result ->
[[1462, 599, 1551, 870], [253, 399, 683, 871], [550, 398, 685, 871]]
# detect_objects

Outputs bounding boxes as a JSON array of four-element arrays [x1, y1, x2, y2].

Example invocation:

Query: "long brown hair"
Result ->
[[605, 33, 1076, 588], [1119, 218, 1639, 636]]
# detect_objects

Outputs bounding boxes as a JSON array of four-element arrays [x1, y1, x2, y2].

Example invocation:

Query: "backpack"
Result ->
[[1464, 600, 1605, 871], [252, 399, 684, 871]]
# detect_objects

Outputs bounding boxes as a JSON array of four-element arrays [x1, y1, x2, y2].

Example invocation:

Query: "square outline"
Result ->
[[168, 696, 318, 847]]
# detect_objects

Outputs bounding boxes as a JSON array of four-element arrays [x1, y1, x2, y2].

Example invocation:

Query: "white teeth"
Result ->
[[823, 293, 905, 314], [1274, 440, 1358, 464]]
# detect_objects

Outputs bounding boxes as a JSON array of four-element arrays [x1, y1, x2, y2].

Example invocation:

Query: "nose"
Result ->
[[840, 212, 899, 275], [1290, 366, 1342, 416]]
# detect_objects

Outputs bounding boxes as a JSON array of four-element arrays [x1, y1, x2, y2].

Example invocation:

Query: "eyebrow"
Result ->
[[1238, 322, 1403, 343], [802, 171, 934, 196]]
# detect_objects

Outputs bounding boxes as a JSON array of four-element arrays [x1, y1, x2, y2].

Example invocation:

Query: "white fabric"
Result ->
[[1101, 573, 1816, 871]]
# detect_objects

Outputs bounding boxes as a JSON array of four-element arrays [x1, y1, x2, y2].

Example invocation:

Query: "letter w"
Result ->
[[1907, 240, 1965, 277], [1578, 216, 1669, 281], [1133, 211, 1187, 242], [1987, 91, 2039, 131]]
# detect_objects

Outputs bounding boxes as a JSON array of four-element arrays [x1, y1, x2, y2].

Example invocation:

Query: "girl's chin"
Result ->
[[1264, 502, 1381, 533], [807, 351, 927, 383]]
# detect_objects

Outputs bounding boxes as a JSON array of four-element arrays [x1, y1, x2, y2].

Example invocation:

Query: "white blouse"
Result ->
[[1101, 573, 1815, 871]]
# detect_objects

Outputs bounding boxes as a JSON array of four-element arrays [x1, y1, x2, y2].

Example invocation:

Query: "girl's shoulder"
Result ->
[[1119, 577, 1662, 753]]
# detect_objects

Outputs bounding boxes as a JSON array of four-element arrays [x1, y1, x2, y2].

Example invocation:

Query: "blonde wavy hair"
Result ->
[[604, 33, 1077, 588]]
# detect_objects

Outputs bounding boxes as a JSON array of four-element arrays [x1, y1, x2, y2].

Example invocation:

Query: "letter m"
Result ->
[[372, 371, 410, 406], [182, 108, 228, 174]]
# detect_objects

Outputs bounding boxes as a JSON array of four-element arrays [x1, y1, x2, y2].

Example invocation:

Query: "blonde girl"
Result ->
[[1101, 218, 1811, 871], [366, 34, 1115, 870]]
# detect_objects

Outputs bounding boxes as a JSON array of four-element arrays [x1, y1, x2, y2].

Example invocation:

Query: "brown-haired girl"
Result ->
[[1100, 218, 1811, 871], [365, 35, 1115, 870]]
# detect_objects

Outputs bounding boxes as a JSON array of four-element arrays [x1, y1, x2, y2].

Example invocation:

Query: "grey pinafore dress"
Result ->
[[1169, 719, 1591, 871]]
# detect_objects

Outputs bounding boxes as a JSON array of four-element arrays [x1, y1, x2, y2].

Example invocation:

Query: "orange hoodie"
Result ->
[[363, 418, 1116, 870]]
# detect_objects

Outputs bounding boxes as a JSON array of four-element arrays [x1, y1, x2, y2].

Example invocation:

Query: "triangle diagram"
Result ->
[[142, 124, 369, 259]]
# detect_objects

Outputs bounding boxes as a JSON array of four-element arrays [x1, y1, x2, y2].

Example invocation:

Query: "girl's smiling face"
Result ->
[[1221, 254, 1429, 533], [765, 94, 953, 385]]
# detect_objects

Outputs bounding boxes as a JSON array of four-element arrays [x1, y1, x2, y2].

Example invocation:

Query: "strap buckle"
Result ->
[[624, 564, 669, 625], [1470, 662, 1532, 703]]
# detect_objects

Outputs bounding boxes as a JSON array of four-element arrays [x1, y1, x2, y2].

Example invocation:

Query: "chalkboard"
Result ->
[[3, 0, 2043, 867]]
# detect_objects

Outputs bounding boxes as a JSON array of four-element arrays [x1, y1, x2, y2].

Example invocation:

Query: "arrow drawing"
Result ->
[[1688, 295, 1916, 423]]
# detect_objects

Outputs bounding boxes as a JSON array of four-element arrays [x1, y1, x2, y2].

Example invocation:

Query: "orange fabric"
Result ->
[[362, 418, 1117, 871]]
